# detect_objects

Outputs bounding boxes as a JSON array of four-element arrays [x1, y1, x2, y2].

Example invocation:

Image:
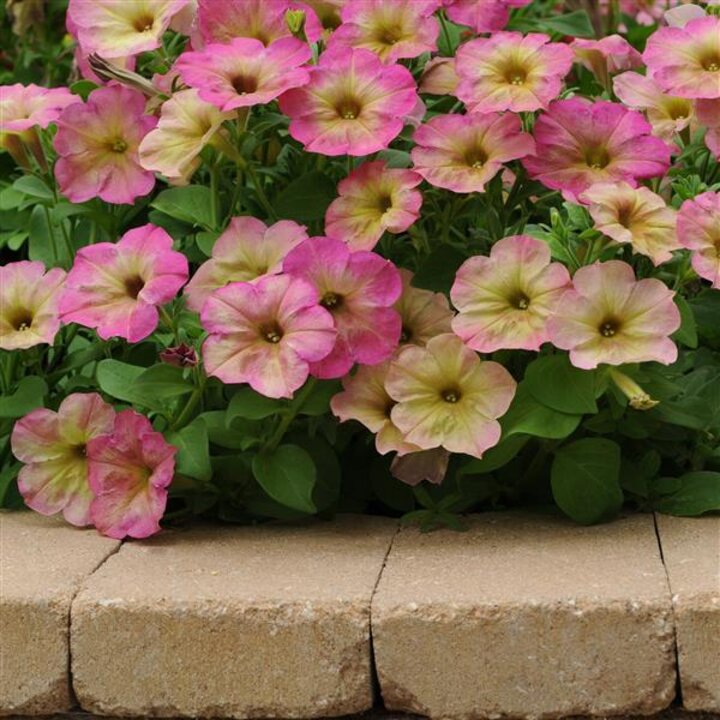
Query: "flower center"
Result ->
[[124, 275, 145, 299], [110, 138, 128, 153], [667, 98, 692, 120], [585, 146, 610, 169], [511, 292, 530, 310], [10, 310, 33, 332], [231, 74, 259, 96], [375, 23, 403, 46], [132, 13, 155, 32], [503, 63, 528, 86], [400, 325, 412, 343], [599, 318, 621, 337], [261, 323, 283, 343], [616, 204, 635, 229], [320, 291, 343, 310], [71, 444, 87, 459], [336, 98, 362, 120], [701, 53, 720, 72], [376, 194, 393, 213], [441, 388, 461, 403], [465, 148, 488, 169]]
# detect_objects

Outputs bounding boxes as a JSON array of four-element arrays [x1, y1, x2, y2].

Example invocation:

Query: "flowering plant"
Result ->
[[1, 0, 720, 537]]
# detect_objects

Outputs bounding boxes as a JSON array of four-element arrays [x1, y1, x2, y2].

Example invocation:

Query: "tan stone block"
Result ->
[[372, 512, 676, 719], [655, 514, 720, 712], [0, 511, 119, 715], [71, 515, 397, 718]]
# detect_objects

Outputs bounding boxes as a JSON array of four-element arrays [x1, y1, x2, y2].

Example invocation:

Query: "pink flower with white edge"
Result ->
[[451, 235, 570, 353], [570, 36, 642, 86], [522, 98, 672, 202], [0, 262, 66, 351], [385, 333, 517, 459], [0, 83, 78, 135], [201, 274, 336, 398], [60, 224, 189, 343], [87, 409, 177, 539], [547, 261, 681, 369], [411, 112, 535, 194], [184, 217, 308, 312], [329, 0, 440, 63], [455, 32, 574, 114], [54, 86, 156, 204], [283, 236, 402, 378], [279, 47, 419, 156], [325, 161, 423, 251], [396, 269, 453, 347], [696, 98, 720, 158], [67, 0, 188, 58], [175, 37, 312, 113], [677, 191, 720, 288], [581, 182, 681, 266], [643, 16, 720, 99], [12, 394, 115, 527], [445, 0, 531, 33]]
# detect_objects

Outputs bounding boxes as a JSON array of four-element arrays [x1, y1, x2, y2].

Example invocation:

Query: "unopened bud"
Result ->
[[285, 9, 307, 40], [160, 343, 198, 368], [610, 369, 659, 410]]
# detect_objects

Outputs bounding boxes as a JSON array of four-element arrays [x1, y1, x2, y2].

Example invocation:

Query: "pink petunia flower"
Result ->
[[60, 224, 189, 343], [570, 35, 642, 87], [451, 235, 570, 353], [522, 98, 672, 202], [12, 394, 115, 527], [385, 333, 517, 459], [328, 0, 440, 63], [279, 47, 420, 156], [419, 56, 459, 96], [54, 85, 156, 204], [87, 409, 177, 539], [444, 0, 531, 34], [547, 261, 681, 369], [395, 269, 454, 347], [696, 98, 720, 158], [325, 161, 423, 251], [175, 37, 312, 113], [643, 16, 720, 99], [411, 112, 535, 194], [0, 83, 78, 135], [677, 191, 720, 288], [455, 32, 574, 113], [283, 236, 402, 378], [201, 274, 336, 398], [184, 217, 308, 312], [0, 262, 66, 351]]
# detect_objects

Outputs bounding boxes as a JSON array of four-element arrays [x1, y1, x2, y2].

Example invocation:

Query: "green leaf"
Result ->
[[294, 380, 341, 416], [96, 359, 149, 406], [227, 387, 285, 422], [252, 444, 317, 513], [70, 80, 99, 100], [13, 175, 54, 200], [458, 434, 529, 476], [524, 354, 598, 415], [688, 290, 720, 345], [502, 386, 582, 439], [0, 376, 48, 418], [651, 472, 720, 516], [538, 10, 595, 37], [134, 364, 193, 400], [196, 230, 220, 257], [437, 17, 463, 55], [166, 420, 212, 482], [274, 171, 336, 222], [412, 245, 468, 294], [151, 186, 216, 229], [551, 438, 623, 524], [673, 295, 698, 349]]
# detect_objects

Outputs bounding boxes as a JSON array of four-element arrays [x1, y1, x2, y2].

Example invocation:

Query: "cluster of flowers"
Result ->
[[1, 0, 719, 537]]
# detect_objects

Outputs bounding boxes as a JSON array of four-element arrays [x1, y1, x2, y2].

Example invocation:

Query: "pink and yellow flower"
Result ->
[[12, 394, 115, 527], [419, 56, 459, 96], [184, 217, 308, 312], [444, 0, 531, 33], [325, 161, 423, 251], [581, 182, 681, 266], [696, 98, 720, 158], [87, 409, 177, 539], [0, 262, 66, 351], [677, 190, 720, 288], [547, 261, 681, 369], [451, 235, 570, 353], [385, 333, 517, 459], [60, 224, 189, 343], [395, 269, 453, 347], [201, 274, 336, 398], [522, 98, 672, 202], [175, 37, 311, 113], [411, 112, 535, 193], [283, 236, 402, 378], [455, 32, 574, 113], [54, 85, 156, 204], [329, 0, 439, 63], [570, 35, 642, 87], [0, 83, 78, 135], [643, 16, 720, 99], [279, 47, 419, 156]]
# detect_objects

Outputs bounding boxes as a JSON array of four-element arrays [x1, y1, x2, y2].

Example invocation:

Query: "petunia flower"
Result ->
[[390, 447, 450, 486], [522, 98, 672, 202], [60, 224, 189, 343], [451, 235, 570, 353], [385, 333, 517, 459], [455, 32, 574, 113], [547, 261, 681, 369], [581, 182, 681, 266], [677, 190, 720, 288], [395, 269, 453, 347], [0, 262, 66, 351], [279, 47, 419, 156], [12, 394, 115, 527], [53, 85, 156, 204], [184, 216, 308, 312], [570, 35, 642, 88], [175, 37, 312, 113], [419, 56, 459, 96], [201, 274, 336, 398], [411, 112, 535, 194], [696, 98, 720, 158], [283, 236, 402, 378], [643, 16, 720, 99], [87, 409, 177, 539], [328, 0, 440, 63], [325, 161, 423, 251], [444, 0, 531, 34]]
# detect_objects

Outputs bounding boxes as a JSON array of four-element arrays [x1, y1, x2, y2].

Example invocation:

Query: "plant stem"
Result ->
[[264, 378, 317, 452], [246, 164, 277, 220]]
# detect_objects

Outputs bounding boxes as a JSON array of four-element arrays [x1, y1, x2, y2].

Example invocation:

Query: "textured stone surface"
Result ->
[[71, 516, 397, 718], [656, 514, 720, 712], [372, 512, 677, 720], [0, 512, 119, 716]]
